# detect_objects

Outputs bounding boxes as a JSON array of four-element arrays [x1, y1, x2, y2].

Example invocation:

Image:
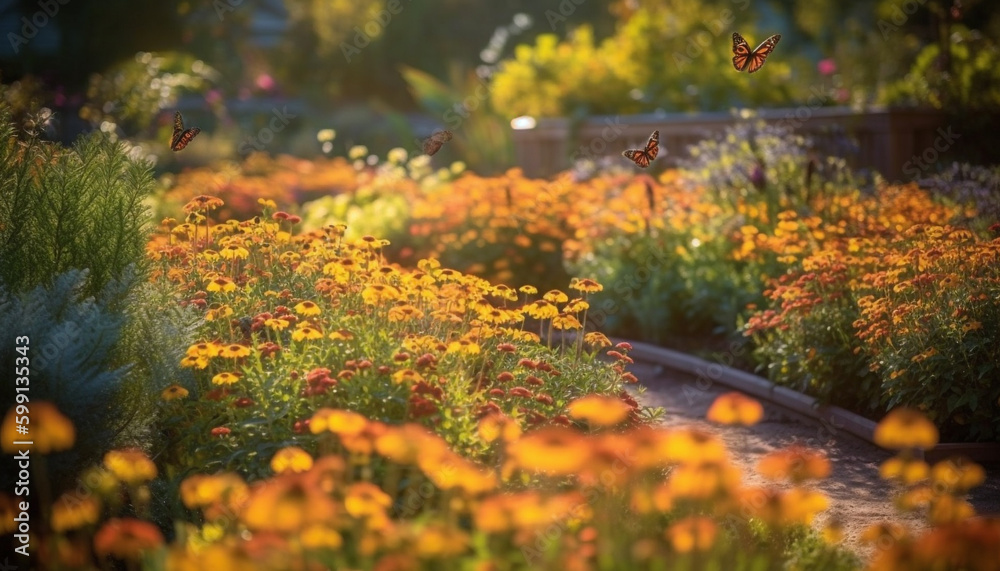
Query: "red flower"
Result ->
[[509, 387, 533, 398], [211, 427, 231, 437], [535, 394, 554, 405], [497, 371, 515, 383], [489, 388, 506, 397]]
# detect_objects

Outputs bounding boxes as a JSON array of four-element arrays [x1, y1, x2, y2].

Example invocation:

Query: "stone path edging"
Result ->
[[616, 338, 1000, 464]]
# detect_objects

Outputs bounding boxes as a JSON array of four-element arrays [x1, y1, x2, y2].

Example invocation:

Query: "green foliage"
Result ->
[[0, 269, 132, 486], [80, 51, 217, 137], [400, 65, 515, 175], [883, 27, 1000, 111], [0, 105, 156, 300], [489, 3, 799, 119]]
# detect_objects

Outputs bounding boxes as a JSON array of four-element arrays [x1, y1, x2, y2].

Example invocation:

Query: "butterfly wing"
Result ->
[[623, 130, 660, 168], [423, 138, 444, 156], [170, 112, 201, 151], [645, 130, 660, 161], [745, 34, 780, 73], [171, 128, 201, 151], [622, 149, 649, 168], [732, 33, 753, 72], [422, 130, 453, 156]]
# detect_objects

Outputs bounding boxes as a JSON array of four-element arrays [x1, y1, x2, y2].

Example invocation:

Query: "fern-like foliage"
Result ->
[[0, 104, 155, 301], [0, 269, 132, 486]]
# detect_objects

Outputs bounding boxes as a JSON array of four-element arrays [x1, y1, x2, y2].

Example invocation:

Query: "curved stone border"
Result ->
[[619, 338, 1000, 464]]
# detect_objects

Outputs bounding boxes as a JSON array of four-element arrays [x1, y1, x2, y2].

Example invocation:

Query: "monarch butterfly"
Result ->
[[622, 130, 659, 168], [732, 32, 781, 74], [170, 111, 201, 151], [422, 130, 453, 156]]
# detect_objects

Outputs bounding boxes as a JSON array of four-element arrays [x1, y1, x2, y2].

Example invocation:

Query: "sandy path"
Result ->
[[628, 360, 1000, 562]]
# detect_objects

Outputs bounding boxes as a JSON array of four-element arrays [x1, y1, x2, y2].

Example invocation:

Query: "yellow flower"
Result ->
[[666, 516, 717, 553], [874, 408, 939, 450], [310, 409, 368, 437], [757, 446, 831, 484], [179, 355, 209, 369], [879, 456, 929, 484], [567, 395, 632, 427], [300, 524, 343, 550], [519, 285, 538, 295], [217, 343, 251, 358], [706, 392, 764, 426], [104, 448, 157, 485], [218, 244, 249, 260], [294, 301, 322, 316], [265, 317, 291, 331], [551, 313, 583, 330], [271, 446, 314, 474], [292, 325, 323, 341], [51, 494, 100, 532], [344, 482, 392, 518], [161, 384, 189, 401], [211, 372, 241, 385], [542, 290, 569, 303], [506, 426, 591, 475], [583, 332, 612, 349], [569, 277, 603, 294], [446, 340, 480, 355], [206, 277, 237, 293], [2, 401, 75, 454], [477, 413, 521, 444]]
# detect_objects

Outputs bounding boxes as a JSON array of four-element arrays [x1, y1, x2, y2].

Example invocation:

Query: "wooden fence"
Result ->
[[509, 107, 947, 181]]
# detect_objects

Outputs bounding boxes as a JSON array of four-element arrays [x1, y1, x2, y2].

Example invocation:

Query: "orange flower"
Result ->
[[180, 472, 248, 511], [757, 446, 831, 484], [104, 448, 157, 485], [666, 516, 717, 553], [477, 413, 521, 444], [567, 394, 632, 427], [879, 456, 929, 485], [706, 392, 764, 426], [344, 482, 392, 518], [659, 428, 728, 466], [930, 457, 986, 493], [506, 426, 592, 476], [874, 408, 939, 450], [242, 475, 339, 532], [93, 518, 164, 560], [271, 446, 314, 474], [1, 401, 75, 454], [51, 494, 100, 532], [161, 384, 189, 401], [310, 408, 368, 437]]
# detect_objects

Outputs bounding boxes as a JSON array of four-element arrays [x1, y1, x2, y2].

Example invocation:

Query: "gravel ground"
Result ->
[[628, 360, 1000, 562]]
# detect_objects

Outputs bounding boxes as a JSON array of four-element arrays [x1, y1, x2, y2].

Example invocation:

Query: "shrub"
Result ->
[[0, 105, 155, 300]]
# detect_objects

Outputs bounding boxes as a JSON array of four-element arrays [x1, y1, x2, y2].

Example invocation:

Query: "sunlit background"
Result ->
[[2, 0, 998, 173]]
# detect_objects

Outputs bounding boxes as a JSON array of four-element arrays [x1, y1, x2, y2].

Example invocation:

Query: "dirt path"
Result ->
[[628, 360, 1000, 562]]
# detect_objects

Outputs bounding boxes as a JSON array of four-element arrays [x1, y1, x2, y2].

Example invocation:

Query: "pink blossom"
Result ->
[[817, 59, 837, 76]]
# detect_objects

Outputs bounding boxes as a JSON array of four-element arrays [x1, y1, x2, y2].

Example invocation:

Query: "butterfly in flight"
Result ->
[[170, 111, 201, 152], [622, 130, 659, 168], [732, 32, 781, 74], [422, 130, 453, 156]]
